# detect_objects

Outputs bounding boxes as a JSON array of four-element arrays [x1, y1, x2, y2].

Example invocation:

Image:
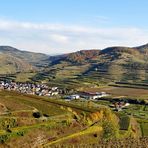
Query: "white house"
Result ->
[[65, 94, 80, 100], [51, 87, 58, 91], [51, 91, 59, 96]]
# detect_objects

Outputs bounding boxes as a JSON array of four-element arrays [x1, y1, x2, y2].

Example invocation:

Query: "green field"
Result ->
[[119, 115, 130, 130], [140, 122, 148, 136]]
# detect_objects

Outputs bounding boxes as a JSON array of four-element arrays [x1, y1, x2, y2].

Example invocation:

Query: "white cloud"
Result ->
[[49, 34, 69, 44], [0, 19, 148, 54]]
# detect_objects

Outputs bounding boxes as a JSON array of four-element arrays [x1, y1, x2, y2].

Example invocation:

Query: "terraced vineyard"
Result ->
[[0, 88, 148, 147]]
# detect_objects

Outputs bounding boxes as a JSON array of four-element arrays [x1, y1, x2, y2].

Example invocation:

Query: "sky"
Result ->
[[0, 0, 148, 54]]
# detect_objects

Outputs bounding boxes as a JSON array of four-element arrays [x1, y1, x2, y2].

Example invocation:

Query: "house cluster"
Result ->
[[110, 101, 130, 111], [0, 81, 60, 97], [65, 91, 109, 101]]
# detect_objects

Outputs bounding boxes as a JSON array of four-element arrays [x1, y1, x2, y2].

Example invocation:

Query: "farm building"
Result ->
[[79, 91, 109, 100], [110, 101, 130, 111], [65, 94, 80, 100]]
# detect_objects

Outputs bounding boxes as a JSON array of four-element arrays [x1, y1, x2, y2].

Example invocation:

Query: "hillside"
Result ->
[[0, 90, 147, 147], [45, 43, 148, 84], [1, 44, 148, 83], [0, 53, 34, 74], [0, 46, 49, 67], [136, 43, 148, 54], [0, 46, 49, 74], [0, 90, 127, 147]]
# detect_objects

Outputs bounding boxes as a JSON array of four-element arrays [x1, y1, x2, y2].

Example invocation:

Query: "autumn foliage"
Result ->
[[66, 50, 100, 64], [89, 110, 104, 122]]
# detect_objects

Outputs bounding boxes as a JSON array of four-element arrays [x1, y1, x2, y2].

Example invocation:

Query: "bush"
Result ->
[[32, 112, 41, 118], [102, 120, 118, 139], [0, 134, 10, 143], [16, 131, 24, 136]]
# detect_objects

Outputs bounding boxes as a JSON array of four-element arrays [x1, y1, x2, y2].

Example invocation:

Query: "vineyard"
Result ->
[[119, 115, 130, 130], [0, 89, 148, 147], [140, 122, 148, 136]]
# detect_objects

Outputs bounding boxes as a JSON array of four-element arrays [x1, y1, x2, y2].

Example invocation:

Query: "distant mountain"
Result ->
[[1, 43, 148, 83], [0, 46, 49, 74], [47, 43, 148, 83], [0, 46, 49, 66]]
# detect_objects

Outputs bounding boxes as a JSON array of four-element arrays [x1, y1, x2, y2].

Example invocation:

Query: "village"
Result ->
[[0, 81, 130, 112], [0, 81, 109, 99], [0, 81, 60, 97]]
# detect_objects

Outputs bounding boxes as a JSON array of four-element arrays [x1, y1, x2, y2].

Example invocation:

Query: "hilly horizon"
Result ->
[[49, 43, 148, 64], [0, 46, 49, 74], [1, 43, 148, 84], [0, 44, 148, 82], [46, 43, 148, 84]]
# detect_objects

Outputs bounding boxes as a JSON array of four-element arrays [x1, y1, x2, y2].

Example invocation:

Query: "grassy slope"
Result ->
[[0, 90, 125, 146], [0, 90, 147, 147], [43, 126, 103, 147], [0, 54, 33, 74], [40, 44, 148, 85]]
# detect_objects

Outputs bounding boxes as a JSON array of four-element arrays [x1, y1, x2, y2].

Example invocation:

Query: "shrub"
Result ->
[[16, 131, 24, 136], [0, 134, 10, 143], [102, 120, 118, 139], [32, 112, 41, 118]]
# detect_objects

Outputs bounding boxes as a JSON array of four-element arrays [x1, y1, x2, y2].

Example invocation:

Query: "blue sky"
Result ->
[[0, 0, 148, 54]]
